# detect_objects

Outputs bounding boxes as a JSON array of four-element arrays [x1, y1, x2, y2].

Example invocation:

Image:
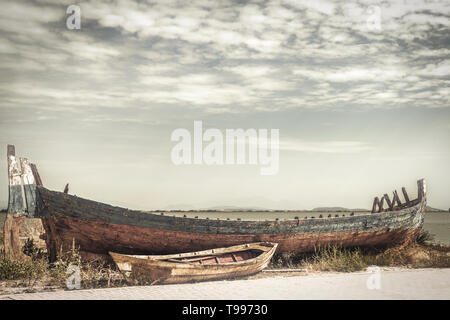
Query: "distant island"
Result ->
[[164, 205, 448, 213], [312, 206, 447, 212], [201, 206, 269, 211], [425, 206, 448, 212], [312, 207, 368, 212]]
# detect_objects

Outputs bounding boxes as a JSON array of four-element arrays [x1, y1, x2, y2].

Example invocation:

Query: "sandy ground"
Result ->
[[0, 267, 449, 300]]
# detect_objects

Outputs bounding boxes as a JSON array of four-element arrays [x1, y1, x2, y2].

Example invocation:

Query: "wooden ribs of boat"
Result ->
[[4, 145, 427, 261], [109, 242, 278, 285]]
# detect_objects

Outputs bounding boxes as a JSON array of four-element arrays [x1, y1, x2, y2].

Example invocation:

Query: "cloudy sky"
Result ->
[[0, 0, 449, 210]]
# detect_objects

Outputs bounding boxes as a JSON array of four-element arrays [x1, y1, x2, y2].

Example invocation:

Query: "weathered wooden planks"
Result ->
[[5, 144, 427, 262], [384, 193, 393, 210], [30, 163, 43, 187], [7, 145, 26, 214], [109, 242, 278, 284], [6, 145, 39, 217], [392, 190, 402, 207], [4, 145, 46, 259], [2, 214, 25, 259], [417, 179, 426, 201], [371, 196, 385, 213], [371, 181, 426, 213], [36, 183, 426, 261], [20, 158, 37, 217], [402, 187, 410, 203]]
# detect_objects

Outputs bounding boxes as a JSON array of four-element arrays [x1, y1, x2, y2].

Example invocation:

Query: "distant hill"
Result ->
[[312, 207, 369, 212], [201, 206, 269, 211], [312, 206, 448, 212], [163, 204, 196, 210], [425, 206, 447, 212], [162, 205, 447, 212]]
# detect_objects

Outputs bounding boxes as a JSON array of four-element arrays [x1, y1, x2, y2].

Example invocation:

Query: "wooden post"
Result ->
[[384, 194, 393, 210], [4, 145, 40, 260], [3, 214, 27, 260], [392, 190, 402, 208], [7, 145, 26, 214], [30, 163, 43, 186], [378, 196, 385, 212], [20, 158, 37, 217], [402, 187, 410, 204], [371, 197, 379, 213], [372, 196, 385, 213], [417, 179, 426, 201]]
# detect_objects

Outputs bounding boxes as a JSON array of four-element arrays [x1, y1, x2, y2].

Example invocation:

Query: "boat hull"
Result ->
[[109, 242, 278, 284], [36, 186, 425, 261]]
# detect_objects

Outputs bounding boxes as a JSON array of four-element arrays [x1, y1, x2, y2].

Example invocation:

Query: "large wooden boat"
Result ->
[[109, 242, 277, 284], [5, 145, 427, 261]]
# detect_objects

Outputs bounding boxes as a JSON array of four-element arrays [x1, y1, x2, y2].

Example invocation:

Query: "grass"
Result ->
[[270, 230, 450, 272], [0, 229, 449, 293], [0, 238, 126, 292]]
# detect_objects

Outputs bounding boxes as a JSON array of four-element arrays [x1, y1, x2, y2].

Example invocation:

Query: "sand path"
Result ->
[[0, 268, 448, 300]]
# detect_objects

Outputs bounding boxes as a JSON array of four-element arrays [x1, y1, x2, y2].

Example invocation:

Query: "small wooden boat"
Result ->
[[4, 144, 428, 261], [109, 242, 278, 284]]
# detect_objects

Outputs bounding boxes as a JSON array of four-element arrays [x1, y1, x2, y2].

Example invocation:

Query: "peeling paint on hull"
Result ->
[[36, 186, 426, 261], [109, 242, 278, 284]]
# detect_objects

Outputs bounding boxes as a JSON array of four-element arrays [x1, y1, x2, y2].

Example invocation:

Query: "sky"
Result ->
[[0, 0, 449, 210]]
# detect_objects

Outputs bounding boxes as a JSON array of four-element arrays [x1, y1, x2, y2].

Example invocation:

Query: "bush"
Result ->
[[0, 253, 47, 288], [0, 238, 125, 290], [269, 239, 450, 272], [416, 229, 435, 245]]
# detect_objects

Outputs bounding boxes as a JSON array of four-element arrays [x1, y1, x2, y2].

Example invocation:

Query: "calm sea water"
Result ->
[[423, 212, 450, 244], [1, 211, 449, 244]]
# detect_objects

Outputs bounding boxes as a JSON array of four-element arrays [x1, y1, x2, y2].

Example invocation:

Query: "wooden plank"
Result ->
[[166, 259, 189, 263], [402, 187, 410, 203], [5, 145, 43, 260], [7, 144, 26, 214], [20, 158, 37, 217], [384, 194, 393, 210], [392, 190, 402, 207], [378, 196, 385, 212], [371, 197, 379, 213], [372, 196, 386, 213], [3, 214, 28, 260], [417, 179, 426, 201], [30, 163, 43, 186]]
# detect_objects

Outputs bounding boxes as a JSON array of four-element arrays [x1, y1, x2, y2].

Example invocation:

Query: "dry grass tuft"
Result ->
[[0, 229, 449, 293], [270, 230, 450, 272], [0, 238, 126, 291]]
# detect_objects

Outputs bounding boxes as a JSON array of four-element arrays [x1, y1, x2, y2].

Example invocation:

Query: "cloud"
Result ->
[[0, 0, 448, 121]]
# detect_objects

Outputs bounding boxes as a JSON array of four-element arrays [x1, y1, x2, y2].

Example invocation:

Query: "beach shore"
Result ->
[[1, 267, 448, 300]]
